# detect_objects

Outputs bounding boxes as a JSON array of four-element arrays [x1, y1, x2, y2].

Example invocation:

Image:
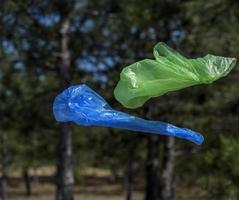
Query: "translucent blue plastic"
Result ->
[[53, 84, 204, 145]]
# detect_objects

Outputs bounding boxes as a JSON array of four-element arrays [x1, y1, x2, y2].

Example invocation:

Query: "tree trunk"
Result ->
[[145, 135, 159, 200], [57, 123, 74, 200], [0, 133, 8, 200], [56, 17, 74, 200], [124, 145, 133, 200], [23, 168, 31, 196], [160, 137, 175, 200]]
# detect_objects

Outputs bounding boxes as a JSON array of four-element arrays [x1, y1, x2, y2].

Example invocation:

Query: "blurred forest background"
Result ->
[[0, 0, 239, 200]]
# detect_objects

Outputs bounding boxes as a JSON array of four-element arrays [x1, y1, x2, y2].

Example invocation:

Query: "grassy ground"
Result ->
[[4, 167, 205, 200], [5, 167, 144, 200], [7, 181, 144, 200]]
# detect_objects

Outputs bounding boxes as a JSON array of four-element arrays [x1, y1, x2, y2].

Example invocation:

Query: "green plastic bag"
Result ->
[[114, 42, 236, 108]]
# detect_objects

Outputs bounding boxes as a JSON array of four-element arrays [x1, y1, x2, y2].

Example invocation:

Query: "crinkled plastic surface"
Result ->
[[53, 84, 204, 145], [114, 42, 237, 108]]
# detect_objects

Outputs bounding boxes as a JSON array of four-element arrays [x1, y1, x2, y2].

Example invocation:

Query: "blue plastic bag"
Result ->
[[53, 84, 204, 145]]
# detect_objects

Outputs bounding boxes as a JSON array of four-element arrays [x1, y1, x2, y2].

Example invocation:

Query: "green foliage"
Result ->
[[0, 0, 239, 199]]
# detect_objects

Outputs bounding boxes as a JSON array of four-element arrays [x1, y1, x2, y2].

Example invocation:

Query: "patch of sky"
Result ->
[[98, 63, 106, 70], [36, 39, 48, 49], [80, 19, 94, 32], [104, 57, 115, 68], [93, 73, 108, 83], [76, 56, 115, 72], [14, 62, 24, 70], [148, 27, 156, 41], [114, 55, 121, 63], [71, 16, 81, 32], [2, 40, 15, 54], [84, 19, 94, 29], [130, 26, 138, 34], [17, 26, 28, 35], [3, 14, 15, 24], [22, 39, 30, 50], [36, 14, 60, 27], [75, 57, 109, 84], [171, 30, 185, 42], [77, 57, 97, 72]]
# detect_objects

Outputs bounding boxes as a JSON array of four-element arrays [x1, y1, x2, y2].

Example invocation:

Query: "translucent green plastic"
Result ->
[[114, 42, 236, 108]]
